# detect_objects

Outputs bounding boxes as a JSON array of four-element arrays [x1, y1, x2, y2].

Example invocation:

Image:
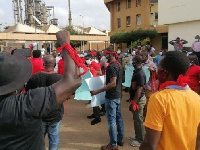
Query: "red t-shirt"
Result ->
[[29, 58, 44, 75], [183, 64, 200, 92], [58, 58, 64, 75], [89, 61, 101, 77]]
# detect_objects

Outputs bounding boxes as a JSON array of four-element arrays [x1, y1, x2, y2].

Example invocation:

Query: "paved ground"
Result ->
[[46, 91, 139, 150]]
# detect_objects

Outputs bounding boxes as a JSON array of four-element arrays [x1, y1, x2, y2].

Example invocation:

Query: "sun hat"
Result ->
[[0, 52, 32, 95], [13, 48, 31, 58]]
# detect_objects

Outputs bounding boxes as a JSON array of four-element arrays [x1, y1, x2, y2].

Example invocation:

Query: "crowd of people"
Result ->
[[0, 31, 200, 150]]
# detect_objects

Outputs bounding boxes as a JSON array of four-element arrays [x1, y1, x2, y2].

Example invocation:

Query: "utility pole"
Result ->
[[68, 0, 72, 28]]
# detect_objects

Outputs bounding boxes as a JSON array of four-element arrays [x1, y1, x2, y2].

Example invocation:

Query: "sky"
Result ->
[[0, 0, 110, 31]]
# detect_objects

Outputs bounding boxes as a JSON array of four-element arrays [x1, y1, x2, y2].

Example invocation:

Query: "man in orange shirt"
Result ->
[[140, 51, 200, 150]]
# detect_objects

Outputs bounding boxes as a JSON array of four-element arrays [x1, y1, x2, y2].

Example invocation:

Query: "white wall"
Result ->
[[168, 20, 200, 50], [158, 0, 200, 25]]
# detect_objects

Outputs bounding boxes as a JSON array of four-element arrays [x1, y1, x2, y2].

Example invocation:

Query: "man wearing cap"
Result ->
[[0, 31, 81, 150], [91, 47, 124, 150]]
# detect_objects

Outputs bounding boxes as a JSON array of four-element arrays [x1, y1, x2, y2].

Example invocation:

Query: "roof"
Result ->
[[41, 24, 61, 33], [84, 27, 107, 36], [3, 23, 45, 34]]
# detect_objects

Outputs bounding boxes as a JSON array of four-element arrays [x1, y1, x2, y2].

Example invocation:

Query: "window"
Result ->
[[116, 2, 120, 11], [155, 12, 158, 20], [136, 0, 141, 7], [117, 18, 121, 28], [150, 0, 158, 3], [136, 14, 141, 25], [127, 0, 131, 8], [126, 16, 131, 26]]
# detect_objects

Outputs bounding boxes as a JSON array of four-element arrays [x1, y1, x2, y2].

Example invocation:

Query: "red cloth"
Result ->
[[29, 58, 44, 75], [81, 57, 86, 64], [159, 75, 187, 90], [183, 65, 200, 92], [58, 58, 65, 75], [89, 61, 101, 77], [56, 43, 88, 76], [90, 50, 96, 56]]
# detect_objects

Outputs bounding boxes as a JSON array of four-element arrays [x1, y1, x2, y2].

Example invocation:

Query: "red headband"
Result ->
[[103, 50, 118, 58]]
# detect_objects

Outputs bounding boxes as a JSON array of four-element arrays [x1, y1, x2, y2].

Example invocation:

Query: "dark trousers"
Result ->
[[93, 106, 100, 118], [132, 96, 146, 142]]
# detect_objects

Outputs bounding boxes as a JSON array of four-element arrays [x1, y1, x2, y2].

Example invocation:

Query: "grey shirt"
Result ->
[[0, 86, 58, 150]]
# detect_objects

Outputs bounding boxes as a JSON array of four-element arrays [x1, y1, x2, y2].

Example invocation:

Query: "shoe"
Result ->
[[87, 114, 95, 119], [129, 136, 136, 141], [100, 111, 106, 116], [91, 117, 101, 125], [117, 141, 124, 146], [101, 144, 118, 150], [130, 139, 141, 147]]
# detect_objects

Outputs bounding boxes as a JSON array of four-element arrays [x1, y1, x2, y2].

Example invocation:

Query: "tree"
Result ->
[[110, 29, 158, 46], [63, 26, 87, 48]]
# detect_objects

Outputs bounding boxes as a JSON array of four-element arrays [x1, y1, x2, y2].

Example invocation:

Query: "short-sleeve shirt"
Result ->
[[106, 61, 123, 99], [144, 88, 200, 150], [0, 86, 58, 150], [183, 64, 200, 92], [25, 72, 63, 123], [29, 58, 44, 75], [192, 41, 200, 52], [129, 68, 146, 100]]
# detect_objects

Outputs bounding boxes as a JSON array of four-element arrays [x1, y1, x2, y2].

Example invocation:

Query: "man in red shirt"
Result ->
[[183, 53, 200, 94], [29, 50, 44, 75]]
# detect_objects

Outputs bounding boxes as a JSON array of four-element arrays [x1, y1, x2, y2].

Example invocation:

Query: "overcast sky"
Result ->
[[0, 0, 110, 31]]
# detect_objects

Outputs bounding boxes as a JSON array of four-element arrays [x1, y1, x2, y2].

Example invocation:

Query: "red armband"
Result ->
[[130, 101, 139, 111]]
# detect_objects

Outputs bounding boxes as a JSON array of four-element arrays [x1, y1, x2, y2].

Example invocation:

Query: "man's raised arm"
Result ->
[[53, 31, 81, 105]]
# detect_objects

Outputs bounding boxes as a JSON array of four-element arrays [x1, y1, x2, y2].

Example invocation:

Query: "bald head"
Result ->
[[43, 55, 56, 70]]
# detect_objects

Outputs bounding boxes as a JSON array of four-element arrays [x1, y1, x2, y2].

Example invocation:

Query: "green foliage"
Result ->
[[63, 26, 87, 48], [110, 29, 158, 45], [131, 40, 146, 48]]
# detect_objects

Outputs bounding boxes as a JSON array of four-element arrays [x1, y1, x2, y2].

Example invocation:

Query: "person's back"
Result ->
[[26, 55, 64, 149], [0, 86, 57, 150], [26, 72, 63, 122], [146, 88, 200, 149], [0, 31, 82, 150]]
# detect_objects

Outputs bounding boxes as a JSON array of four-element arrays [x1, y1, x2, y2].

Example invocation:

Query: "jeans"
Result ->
[[105, 98, 124, 147], [42, 120, 62, 150], [133, 96, 146, 142]]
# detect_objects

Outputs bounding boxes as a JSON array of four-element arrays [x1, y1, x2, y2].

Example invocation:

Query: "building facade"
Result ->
[[104, 0, 168, 52], [159, 0, 200, 50]]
